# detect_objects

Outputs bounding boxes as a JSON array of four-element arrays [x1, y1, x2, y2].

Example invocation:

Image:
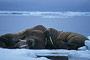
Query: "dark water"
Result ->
[[0, 11, 90, 37]]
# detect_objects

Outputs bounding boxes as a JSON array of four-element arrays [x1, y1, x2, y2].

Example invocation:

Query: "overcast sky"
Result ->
[[0, 0, 90, 11]]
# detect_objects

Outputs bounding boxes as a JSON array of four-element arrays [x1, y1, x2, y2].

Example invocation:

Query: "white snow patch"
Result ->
[[85, 40, 90, 50], [78, 46, 87, 50], [0, 11, 90, 18], [87, 36, 90, 40]]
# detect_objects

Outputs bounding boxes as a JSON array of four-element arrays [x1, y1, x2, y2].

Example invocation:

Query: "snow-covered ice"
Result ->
[[68, 50, 90, 60], [85, 40, 90, 50], [87, 36, 90, 40], [78, 46, 87, 50], [0, 48, 90, 60], [0, 48, 50, 60], [0, 11, 90, 18], [0, 36, 90, 60]]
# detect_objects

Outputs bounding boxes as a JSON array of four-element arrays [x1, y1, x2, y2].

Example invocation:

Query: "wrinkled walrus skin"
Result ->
[[14, 25, 47, 49], [44, 28, 89, 50]]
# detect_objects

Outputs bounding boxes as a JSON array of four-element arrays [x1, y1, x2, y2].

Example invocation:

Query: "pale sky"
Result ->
[[0, 0, 90, 11]]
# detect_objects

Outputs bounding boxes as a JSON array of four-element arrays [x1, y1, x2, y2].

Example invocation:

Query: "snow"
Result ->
[[78, 46, 87, 50], [68, 50, 90, 60], [0, 48, 50, 60], [0, 48, 90, 60], [0, 36, 90, 60], [87, 36, 90, 40], [85, 40, 90, 50]]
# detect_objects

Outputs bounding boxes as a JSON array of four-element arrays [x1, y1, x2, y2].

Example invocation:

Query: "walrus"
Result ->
[[13, 25, 47, 49], [13, 25, 47, 41], [0, 41, 6, 48], [44, 28, 89, 50], [0, 34, 19, 48]]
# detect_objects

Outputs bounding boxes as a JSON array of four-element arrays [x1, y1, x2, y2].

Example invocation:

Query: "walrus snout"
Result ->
[[26, 38, 35, 49]]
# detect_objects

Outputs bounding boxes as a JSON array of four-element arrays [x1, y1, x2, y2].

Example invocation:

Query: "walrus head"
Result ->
[[14, 29, 46, 49], [44, 29, 57, 49]]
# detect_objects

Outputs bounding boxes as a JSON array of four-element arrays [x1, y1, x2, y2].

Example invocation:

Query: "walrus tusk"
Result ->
[[49, 37, 56, 47], [19, 39, 26, 42], [19, 44, 27, 48]]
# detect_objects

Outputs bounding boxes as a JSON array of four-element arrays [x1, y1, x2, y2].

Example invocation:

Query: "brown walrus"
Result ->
[[14, 25, 47, 49], [0, 34, 18, 48], [10, 25, 89, 50], [44, 28, 89, 50]]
